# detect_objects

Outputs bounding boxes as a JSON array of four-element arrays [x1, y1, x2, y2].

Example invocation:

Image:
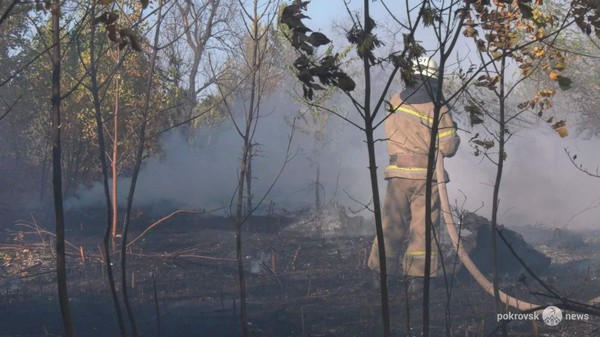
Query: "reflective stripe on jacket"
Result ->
[[384, 93, 460, 180]]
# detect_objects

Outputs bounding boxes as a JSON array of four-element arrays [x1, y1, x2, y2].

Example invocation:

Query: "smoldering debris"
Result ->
[[546, 228, 586, 250], [511, 224, 599, 267], [282, 203, 374, 238], [448, 212, 552, 278], [449, 213, 600, 286]]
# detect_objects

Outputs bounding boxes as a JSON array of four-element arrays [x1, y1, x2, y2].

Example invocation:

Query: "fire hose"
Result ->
[[436, 153, 600, 313], [435, 154, 539, 311]]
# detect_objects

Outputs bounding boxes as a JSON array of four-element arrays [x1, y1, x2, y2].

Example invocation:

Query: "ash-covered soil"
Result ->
[[1, 206, 599, 337]]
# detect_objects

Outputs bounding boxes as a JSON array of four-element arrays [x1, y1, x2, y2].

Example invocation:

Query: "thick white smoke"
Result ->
[[66, 76, 599, 230]]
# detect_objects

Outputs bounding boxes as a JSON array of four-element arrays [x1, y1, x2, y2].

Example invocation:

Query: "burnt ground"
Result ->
[[1, 207, 600, 337]]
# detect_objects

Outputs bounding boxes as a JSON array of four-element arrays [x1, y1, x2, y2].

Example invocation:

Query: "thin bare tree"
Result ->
[[120, 1, 166, 335], [175, 0, 232, 116], [50, 0, 75, 335], [212, 0, 282, 334], [85, 1, 128, 334], [111, 70, 120, 239]]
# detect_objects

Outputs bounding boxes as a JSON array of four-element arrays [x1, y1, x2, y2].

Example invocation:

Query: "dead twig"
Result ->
[[15, 222, 80, 253], [290, 245, 301, 271], [564, 148, 600, 178], [126, 208, 224, 248], [261, 260, 285, 294], [129, 251, 236, 262]]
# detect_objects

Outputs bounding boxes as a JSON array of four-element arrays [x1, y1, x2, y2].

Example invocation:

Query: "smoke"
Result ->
[[65, 89, 388, 216], [446, 125, 600, 231], [66, 77, 599, 230]]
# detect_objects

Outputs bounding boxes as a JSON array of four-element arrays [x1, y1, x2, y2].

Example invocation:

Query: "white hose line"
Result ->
[[435, 155, 539, 311]]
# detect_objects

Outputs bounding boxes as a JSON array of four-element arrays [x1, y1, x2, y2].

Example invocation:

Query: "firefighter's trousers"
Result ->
[[367, 178, 440, 277]]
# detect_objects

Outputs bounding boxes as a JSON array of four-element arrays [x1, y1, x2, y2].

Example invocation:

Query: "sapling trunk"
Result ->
[[246, 144, 253, 214], [121, 1, 164, 336], [112, 76, 120, 240], [361, 3, 391, 336], [88, 1, 126, 334], [234, 1, 261, 335], [235, 147, 251, 337], [315, 165, 320, 212], [51, 1, 74, 335], [491, 54, 507, 337]]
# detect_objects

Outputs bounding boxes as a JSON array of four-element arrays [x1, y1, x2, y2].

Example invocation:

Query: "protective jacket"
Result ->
[[383, 77, 460, 180], [368, 76, 460, 277]]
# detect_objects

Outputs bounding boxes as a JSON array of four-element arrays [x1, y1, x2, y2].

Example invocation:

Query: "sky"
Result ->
[[308, 0, 406, 31]]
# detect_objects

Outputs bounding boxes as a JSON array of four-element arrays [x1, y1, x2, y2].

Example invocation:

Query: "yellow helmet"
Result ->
[[412, 56, 438, 78]]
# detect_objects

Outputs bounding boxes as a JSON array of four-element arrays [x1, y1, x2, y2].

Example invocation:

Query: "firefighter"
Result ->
[[367, 56, 460, 279]]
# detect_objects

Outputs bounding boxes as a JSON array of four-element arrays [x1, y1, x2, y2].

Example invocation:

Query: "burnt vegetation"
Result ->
[[1, 0, 600, 336]]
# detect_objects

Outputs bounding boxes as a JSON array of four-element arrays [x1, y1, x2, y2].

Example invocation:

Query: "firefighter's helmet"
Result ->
[[412, 56, 438, 78]]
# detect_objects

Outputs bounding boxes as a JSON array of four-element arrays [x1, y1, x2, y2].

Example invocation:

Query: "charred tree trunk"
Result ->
[[361, 2, 391, 336], [50, 1, 74, 336], [39, 137, 50, 203], [423, 109, 439, 337], [423, 60, 447, 337], [246, 144, 253, 214], [491, 54, 507, 337], [315, 164, 320, 212], [88, 2, 127, 335], [121, 1, 164, 336], [422, 8, 467, 335], [235, 146, 251, 337], [365, 122, 390, 337], [111, 75, 120, 240]]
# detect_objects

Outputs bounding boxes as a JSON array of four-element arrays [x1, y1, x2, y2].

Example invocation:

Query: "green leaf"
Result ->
[[465, 101, 484, 126], [307, 32, 331, 46], [557, 76, 572, 90], [473, 139, 495, 149], [93, 11, 118, 25], [293, 55, 310, 70], [299, 42, 314, 55], [297, 69, 312, 84], [336, 74, 355, 92], [518, 3, 533, 19]]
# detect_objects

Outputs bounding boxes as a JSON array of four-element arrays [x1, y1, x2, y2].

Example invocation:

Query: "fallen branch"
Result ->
[[127, 207, 224, 248], [129, 251, 236, 262], [15, 222, 80, 253]]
